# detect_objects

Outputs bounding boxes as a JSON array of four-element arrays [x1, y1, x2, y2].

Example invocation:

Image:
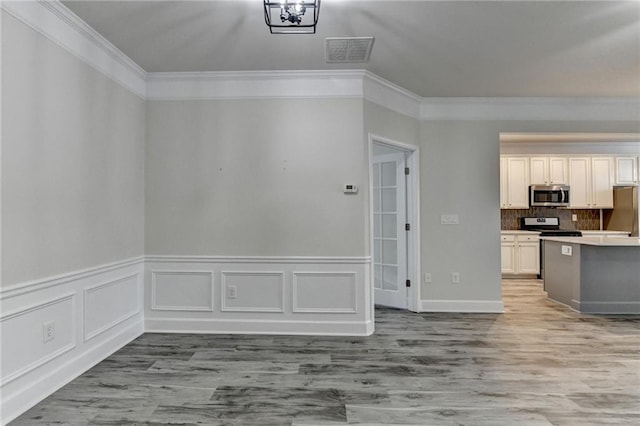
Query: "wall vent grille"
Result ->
[[325, 37, 374, 63]]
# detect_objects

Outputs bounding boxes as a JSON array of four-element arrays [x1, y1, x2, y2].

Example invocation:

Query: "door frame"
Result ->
[[368, 133, 421, 313]]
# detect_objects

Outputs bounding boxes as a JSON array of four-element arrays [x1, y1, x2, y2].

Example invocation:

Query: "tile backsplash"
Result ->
[[501, 208, 600, 230]]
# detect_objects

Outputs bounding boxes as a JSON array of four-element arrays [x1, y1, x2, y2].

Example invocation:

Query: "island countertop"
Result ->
[[541, 236, 640, 247]]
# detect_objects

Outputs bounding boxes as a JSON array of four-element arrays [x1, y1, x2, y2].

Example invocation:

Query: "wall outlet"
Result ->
[[424, 273, 432, 283], [561, 245, 573, 256], [43, 321, 55, 343], [451, 272, 460, 284], [227, 285, 238, 299], [572, 214, 578, 222]]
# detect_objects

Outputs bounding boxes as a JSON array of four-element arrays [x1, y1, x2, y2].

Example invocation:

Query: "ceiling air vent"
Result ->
[[325, 37, 374, 63]]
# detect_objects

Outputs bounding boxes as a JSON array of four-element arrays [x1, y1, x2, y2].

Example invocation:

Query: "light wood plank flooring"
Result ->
[[11, 280, 640, 425]]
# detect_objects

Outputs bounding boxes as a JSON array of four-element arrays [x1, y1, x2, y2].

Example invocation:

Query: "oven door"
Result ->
[[530, 185, 570, 207]]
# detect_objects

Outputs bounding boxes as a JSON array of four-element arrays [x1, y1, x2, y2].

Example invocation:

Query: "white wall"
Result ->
[[1, 10, 146, 423], [1, 11, 146, 287], [144, 98, 373, 335], [145, 98, 367, 256], [419, 119, 640, 307]]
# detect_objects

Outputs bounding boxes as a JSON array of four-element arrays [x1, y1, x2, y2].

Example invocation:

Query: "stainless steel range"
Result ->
[[520, 217, 582, 279], [520, 217, 582, 237]]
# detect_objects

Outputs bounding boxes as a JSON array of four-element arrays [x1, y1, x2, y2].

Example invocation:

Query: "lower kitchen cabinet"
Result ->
[[501, 233, 540, 276]]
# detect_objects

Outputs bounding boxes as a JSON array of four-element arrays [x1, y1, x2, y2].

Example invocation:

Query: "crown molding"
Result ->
[[4, 1, 638, 122], [420, 97, 640, 121], [1, 0, 146, 98], [363, 71, 421, 119], [145, 70, 365, 100]]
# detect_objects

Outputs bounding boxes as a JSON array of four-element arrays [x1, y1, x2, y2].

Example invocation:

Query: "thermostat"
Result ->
[[343, 184, 358, 194]]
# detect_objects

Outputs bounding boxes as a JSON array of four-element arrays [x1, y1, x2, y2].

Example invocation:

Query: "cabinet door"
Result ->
[[501, 242, 516, 274], [517, 241, 540, 274], [529, 157, 548, 185], [615, 157, 638, 185], [506, 158, 529, 208], [548, 157, 568, 185], [569, 157, 590, 208], [591, 157, 614, 208], [500, 157, 508, 208]]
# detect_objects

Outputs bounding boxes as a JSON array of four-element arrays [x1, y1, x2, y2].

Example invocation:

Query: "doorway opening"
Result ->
[[369, 135, 420, 312]]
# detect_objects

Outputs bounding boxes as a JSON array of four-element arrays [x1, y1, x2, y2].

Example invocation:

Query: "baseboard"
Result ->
[[572, 300, 640, 314], [0, 258, 144, 425], [420, 300, 504, 313], [1, 321, 143, 425], [145, 318, 373, 336]]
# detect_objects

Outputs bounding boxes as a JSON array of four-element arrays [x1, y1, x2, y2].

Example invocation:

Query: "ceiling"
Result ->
[[60, 0, 640, 97]]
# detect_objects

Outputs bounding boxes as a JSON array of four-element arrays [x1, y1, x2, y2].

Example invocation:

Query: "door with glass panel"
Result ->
[[373, 152, 408, 309]]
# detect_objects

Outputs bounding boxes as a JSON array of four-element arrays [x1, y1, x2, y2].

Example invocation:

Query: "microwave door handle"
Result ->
[[561, 189, 565, 204]]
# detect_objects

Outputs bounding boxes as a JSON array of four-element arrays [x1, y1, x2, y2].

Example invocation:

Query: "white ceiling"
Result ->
[[60, 0, 640, 97]]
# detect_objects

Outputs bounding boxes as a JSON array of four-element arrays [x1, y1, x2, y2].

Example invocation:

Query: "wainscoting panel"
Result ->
[[221, 271, 284, 312], [144, 256, 372, 336], [84, 274, 140, 341], [0, 257, 144, 425], [0, 294, 76, 386], [151, 271, 214, 312], [292, 272, 357, 313]]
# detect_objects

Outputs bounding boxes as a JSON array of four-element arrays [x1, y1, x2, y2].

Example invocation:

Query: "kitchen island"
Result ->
[[542, 236, 640, 314]]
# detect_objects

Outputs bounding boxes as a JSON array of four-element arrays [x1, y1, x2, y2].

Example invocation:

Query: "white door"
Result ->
[[373, 152, 408, 309]]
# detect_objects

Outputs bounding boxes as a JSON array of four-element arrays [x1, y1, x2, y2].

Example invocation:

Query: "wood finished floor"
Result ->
[[11, 280, 640, 425]]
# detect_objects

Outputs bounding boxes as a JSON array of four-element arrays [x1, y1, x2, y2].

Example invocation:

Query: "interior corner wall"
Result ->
[[1, 11, 145, 287], [418, 119, 640, 306], [1, 11, 145, 423], [143, 98, 372, 336]]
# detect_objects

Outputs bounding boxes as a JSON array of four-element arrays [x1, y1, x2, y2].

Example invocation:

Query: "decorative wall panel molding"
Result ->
[[146, 70, 365, 101], [292, 272, 358, 313], [144, 257, 371, 336], [221, 271, 285, 313], [0, 293, 76, 386], [151, 271, 214, 312], [0, 259, 144, 425], [83, 274, 140, 342], [1, 0, 146, 98], [420, 97, 640, 122]]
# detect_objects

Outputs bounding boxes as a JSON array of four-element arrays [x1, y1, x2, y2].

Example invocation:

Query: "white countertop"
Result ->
[[500, 230, 541, 235], [542, 236, 640, 247], [579, 230, 630, 236]]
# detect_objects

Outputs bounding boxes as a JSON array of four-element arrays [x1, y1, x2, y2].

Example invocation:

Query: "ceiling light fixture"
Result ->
[[264, 1, 320, 34]]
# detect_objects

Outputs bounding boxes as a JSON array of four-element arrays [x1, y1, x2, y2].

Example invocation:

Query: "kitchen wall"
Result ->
[[418, 119, 639, 306], [501, 208, 600, 230]]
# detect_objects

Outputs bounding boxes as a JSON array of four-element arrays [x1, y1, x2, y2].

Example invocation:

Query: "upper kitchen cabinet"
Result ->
[[530, 157, 568, 185], [615, 156, 639, 185], [568, 157, 614, 208], [500, 157, 529, 209]]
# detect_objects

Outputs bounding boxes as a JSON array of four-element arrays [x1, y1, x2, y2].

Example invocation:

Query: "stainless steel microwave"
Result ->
[[530, 185, 570, 207]]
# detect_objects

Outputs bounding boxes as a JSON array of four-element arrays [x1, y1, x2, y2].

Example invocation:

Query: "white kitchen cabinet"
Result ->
[[530, 157, 567, 185], [500, 157, 529, 209], [568, 157, 614, 209], [500, 234, 516, 274], [615, 157, 638, 185], [517, 238, 540, 274], [501, 232, 539, 276]]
